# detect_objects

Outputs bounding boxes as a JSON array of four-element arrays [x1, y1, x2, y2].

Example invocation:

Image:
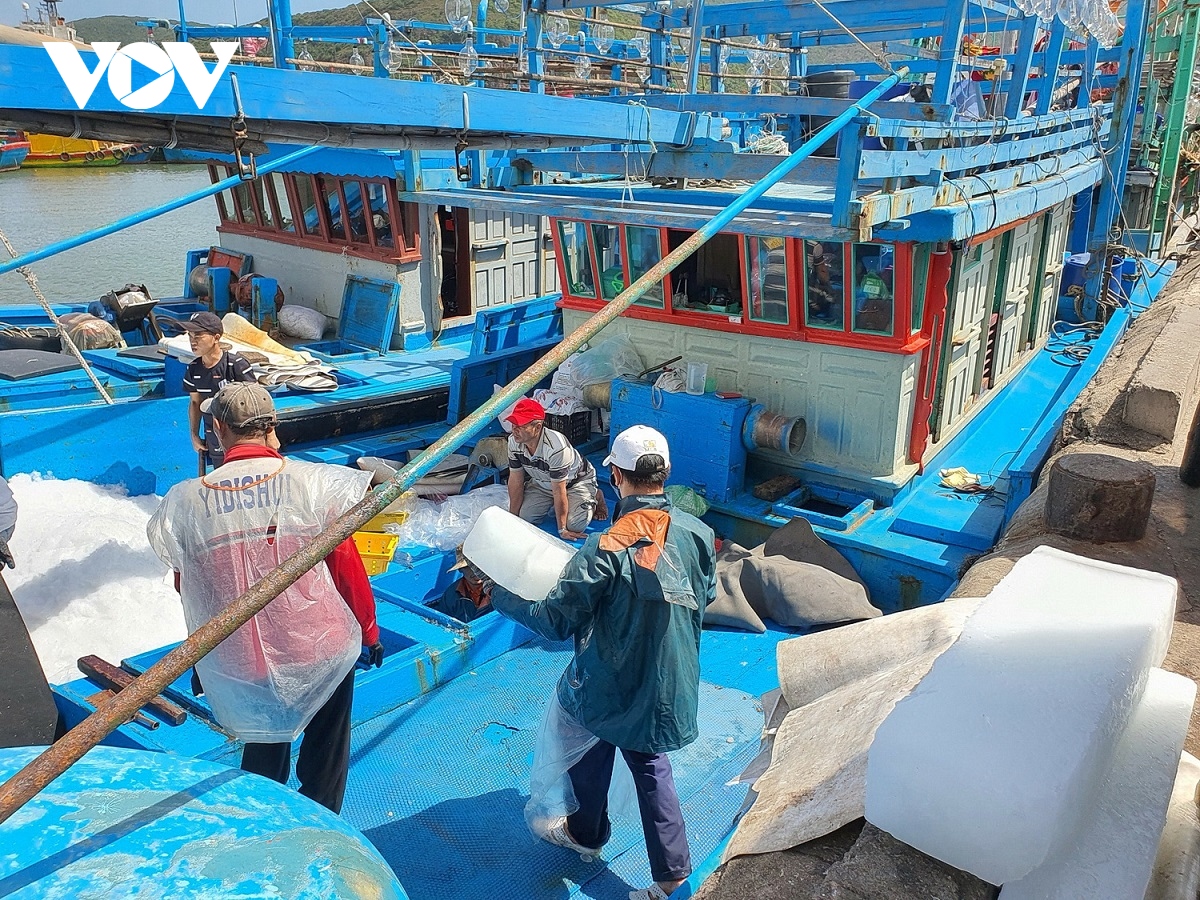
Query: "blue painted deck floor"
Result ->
[[339, 629, 785, 900]]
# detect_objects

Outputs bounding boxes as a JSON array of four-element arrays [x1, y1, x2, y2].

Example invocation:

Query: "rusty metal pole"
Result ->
[[0, 68, 905, 824]]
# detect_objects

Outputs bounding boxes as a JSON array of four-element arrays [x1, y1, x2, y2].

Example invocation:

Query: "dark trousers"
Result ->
[[240, 668, 355, 814], [566, 739, 692, 883]]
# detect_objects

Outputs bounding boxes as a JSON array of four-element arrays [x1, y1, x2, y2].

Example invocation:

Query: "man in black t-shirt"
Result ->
[[180, 311, 255, 468]]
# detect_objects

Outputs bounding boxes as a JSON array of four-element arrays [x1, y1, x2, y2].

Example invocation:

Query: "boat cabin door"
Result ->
[[991, 217, 1042, 383], [1029, 205, 1071, 348], [937, 239, 998, 436], [440, 207, 556, 321]]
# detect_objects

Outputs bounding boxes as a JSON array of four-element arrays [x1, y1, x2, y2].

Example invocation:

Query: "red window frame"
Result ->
[[210, 168, 421, 264], [553, 218, 929, 353]]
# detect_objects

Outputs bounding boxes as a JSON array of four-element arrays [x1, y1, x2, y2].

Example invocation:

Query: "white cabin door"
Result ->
[[1031, 204, 1070, 346], [469, 210, 555, 311], [938, 239, 996, 436], [992, 218, 1040, 383]]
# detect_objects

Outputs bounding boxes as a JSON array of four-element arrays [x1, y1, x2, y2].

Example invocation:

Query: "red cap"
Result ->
[[505, 397, 546, 427]]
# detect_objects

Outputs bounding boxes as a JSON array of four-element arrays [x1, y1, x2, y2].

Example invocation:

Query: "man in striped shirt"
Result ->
[[506, 398, 605, 540]]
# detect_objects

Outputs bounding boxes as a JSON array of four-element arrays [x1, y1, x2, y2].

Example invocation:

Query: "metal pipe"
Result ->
[[0, 146, 320, 278], [0, 67, 906, 825]]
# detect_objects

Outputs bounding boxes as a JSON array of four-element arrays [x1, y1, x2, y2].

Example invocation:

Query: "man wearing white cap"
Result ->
[[490, 425, 716, 900]]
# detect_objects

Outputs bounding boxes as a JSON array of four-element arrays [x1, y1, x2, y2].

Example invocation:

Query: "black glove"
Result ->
[[367, 641, 385, 668], [0, 538, 14, 570]]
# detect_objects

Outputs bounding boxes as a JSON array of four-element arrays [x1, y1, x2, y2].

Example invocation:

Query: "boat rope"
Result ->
[[355, 0, 460, 81], [0, 227, 115, 405]]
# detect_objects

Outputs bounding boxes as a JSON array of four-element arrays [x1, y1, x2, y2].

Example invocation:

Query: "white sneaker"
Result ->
[[544, 817, 601, 861], [628, 886, 670, 900]]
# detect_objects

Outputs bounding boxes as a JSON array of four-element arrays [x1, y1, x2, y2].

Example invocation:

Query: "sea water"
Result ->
[[0, 164, 218, 306]]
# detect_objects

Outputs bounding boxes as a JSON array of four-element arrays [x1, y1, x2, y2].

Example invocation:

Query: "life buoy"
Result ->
[[84, 151, 96, 162], [112, 148, 125, 161], [59, 152, 71, 161]]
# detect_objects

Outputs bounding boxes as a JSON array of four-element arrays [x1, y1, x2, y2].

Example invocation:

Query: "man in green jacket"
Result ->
[[491, 425, 716, 900]]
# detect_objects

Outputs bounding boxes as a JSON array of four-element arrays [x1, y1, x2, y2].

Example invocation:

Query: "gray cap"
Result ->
[[200, 382, 277, 429]]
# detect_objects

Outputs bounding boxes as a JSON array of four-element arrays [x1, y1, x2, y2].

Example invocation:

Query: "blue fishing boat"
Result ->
[[0, 130, 29, 172], [0, 0, 1191, 893]]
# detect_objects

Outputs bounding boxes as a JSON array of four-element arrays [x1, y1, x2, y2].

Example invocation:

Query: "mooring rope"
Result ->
[[0, 227, 115, 405]]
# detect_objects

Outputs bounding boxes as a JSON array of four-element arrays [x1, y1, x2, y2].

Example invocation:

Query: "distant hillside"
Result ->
[[72, 0, 523, 65], [72, 16, 201, 49]]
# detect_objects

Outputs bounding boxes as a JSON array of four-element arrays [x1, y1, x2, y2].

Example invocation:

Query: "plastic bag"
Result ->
[[387, 483, 509, 551], [278, 305, 328, 341], [525, 693, 637, 842], [494, 384, 521, 433], [568, 334, 644, 387], [665, 484, 710, 517]]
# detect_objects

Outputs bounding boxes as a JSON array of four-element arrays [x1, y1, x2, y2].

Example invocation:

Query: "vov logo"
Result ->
[[44, 42, 240, 111]]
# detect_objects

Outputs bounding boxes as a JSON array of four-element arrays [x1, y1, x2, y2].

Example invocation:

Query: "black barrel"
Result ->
[[803, 70, 855, 157]]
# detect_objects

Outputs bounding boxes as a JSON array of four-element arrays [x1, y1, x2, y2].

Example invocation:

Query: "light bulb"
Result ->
[[349, 46, 365, 68], [574, 54, 591, 79], [458, 43, 479, 75], [493, 0, 509, 11], [595, 23, 614, 54]]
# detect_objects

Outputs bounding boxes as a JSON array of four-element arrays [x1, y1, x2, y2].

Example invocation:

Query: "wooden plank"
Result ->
[[623, 92, 954, 122], [850, 147, 1100, 228], [857, 120, 1108, 179], [513, 149, 841, 185], [873, 103, 1108, 139]]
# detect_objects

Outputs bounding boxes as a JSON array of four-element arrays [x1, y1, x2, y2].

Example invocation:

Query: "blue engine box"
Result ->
[[609, 378, 751, 502]]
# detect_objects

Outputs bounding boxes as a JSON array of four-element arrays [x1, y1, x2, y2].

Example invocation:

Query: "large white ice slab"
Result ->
[[1001, 668, 1195, 899], [725, 598, 984, 859], [464, 507, 575, 601], [865, 546, 1178, 886]]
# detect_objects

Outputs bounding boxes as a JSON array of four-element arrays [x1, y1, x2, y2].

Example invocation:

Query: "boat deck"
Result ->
[[54, 511, 789, 900]]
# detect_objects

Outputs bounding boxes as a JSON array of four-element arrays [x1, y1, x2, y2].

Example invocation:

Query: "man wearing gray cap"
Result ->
[[148, 382, 385, 814], [180, 311, 255, 469]]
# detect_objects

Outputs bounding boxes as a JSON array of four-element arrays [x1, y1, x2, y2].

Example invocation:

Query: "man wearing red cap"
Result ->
[[506, 397, 602, 540]]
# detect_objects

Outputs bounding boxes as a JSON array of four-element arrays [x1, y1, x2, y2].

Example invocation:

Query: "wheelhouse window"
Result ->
[[319, 177, 347, 240], [269, 173, 295, 233], [552, 219, 922, 353], [627, 225, 665, 308], [291, 175, 324, 238], [558, 220, 596, 299], [210, 167, 419, 262], [851, 243, 895, 336], [592, 223, 624, 300], [804, 240, 845, 330], [667, 229, 741, 315], [365, 182, 394, 248], [746, 236, 789, 325]]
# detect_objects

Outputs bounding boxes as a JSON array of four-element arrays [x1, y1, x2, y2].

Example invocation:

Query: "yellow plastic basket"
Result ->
[[361, 510, 409, 533], [352, 531, 399, 576]]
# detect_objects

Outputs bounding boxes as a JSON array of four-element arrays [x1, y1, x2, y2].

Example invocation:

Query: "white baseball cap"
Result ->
[[603, 425, 671, 470]]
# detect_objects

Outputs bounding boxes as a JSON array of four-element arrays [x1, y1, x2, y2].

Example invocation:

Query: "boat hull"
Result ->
[[23, 134, 150, 167], [0, 139, 29, 172]]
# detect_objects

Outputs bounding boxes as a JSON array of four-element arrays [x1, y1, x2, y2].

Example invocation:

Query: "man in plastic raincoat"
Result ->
[[148, 382, 385, 814], [491, 425, 716, 900]]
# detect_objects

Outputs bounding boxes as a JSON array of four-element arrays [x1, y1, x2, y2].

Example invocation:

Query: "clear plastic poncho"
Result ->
[[147, 457, 372, 742], [525, 692, 637, 842]]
